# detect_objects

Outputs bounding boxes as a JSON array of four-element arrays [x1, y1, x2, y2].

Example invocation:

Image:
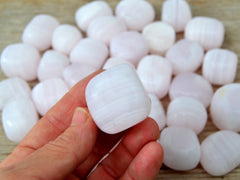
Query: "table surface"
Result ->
[[0, 0, 240, 179]]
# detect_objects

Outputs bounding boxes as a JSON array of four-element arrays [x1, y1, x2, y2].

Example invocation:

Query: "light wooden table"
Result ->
[[0, 0, 240, 179]]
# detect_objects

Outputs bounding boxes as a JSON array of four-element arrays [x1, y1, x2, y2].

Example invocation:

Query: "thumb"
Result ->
[[11, 107, 97, 180]]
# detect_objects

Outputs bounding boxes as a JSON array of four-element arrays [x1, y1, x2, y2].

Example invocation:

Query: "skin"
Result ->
[[0, 70, 163, 180]]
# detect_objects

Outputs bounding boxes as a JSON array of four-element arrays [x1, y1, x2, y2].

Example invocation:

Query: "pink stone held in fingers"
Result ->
[[137, 55, 172, 99], [201, 130, 240, 176], [63, 63, 97, 88], [115, 0, 155, 31], [70, 38, 108, 69], [32, 78, 69, 116], [52, 24, 82, 55], [167, 97, 207, 134], [102, 57, 133, 69], [202, 48, 238, 85], [87, 16, 127, 46], [37, 50, 70, 81], [110, 31, 149, 66], [75, 1, 113, 32], [210, 83, 240, 132], [22, 14, 59, 51], [169, 73, 213, 107], [0, 43, 40, 81], [162, 0, 192, 32], [166, 39, 204, 75], [142, 21, 175, 55], [185, 16, 225, 50], [160, 127, 201, 171]]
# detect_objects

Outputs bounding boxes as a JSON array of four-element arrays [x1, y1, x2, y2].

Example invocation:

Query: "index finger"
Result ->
[[0, 70, 103, 168]]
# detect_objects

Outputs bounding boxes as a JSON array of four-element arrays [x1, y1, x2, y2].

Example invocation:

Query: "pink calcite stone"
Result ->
[[0, 43, 41, 81], [102, 57, 133, 69], [70, 38, 109, 70], [137, 55, 172, 99], [166, 39, 204, 75], [32, 78, 69, 116], [202, 48, 238, 85], [87, 16, 127, 46], [52, 24, 82, 55], [110, 31, 149, 66], [63, 63, 97, 88], [210, 83, 240, 132], [169, 72, 213, 107], [115, 0, 155, 31], [22, 14, 59, 51], [185, 16, 225, 50], [38, 50, 70, 81]]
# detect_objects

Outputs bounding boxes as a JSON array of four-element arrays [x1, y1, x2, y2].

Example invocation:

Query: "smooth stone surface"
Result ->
[[210, 83, 240, 132], [137, 55, 172, 99], [115, 0, 155, 31], [202, 48, 238, 85], [169, 72, 213, 107], [166, 39, 204, 75], [0, 77, 31, 110], [162, 0, 192, 32], [52, 24, 82, 55], [63, 63, 97, 88], [102, 57, 133, 69], [87, 16, 127, 46], [2, 97, 39, 143], [110, 31, 149, 66], [85, 64, 151, 134], [0, 43, 41, 81], [167, 97, 207, 134], [148, 93, 166, 131], [159, 127, 201, 171], [201, 130, 240, 176], [185, 16, 225, 50], [75, 0, 113, 32], [38, 50, 70, 81], [70, 38, 108, 69], [22, 14, 59, 51], [142, 21, 175, 55], [32, 78, 69, 116]]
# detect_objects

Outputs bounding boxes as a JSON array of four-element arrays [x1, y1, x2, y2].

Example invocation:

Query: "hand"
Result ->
[[0, 70, 163, 180]]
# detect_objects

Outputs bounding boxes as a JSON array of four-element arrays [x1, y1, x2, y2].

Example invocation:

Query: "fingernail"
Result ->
[[71, 107, 90, 126]]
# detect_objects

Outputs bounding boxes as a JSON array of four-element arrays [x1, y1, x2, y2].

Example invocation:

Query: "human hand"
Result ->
[[0, 70, 163, 180]]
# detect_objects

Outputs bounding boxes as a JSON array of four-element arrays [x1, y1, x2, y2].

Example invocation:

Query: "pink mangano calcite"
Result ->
[[148, 93, 166, 131], [37, 50, 70, 81], [63, 63, 97, 88], [32, 78, 69, 116], [0, 43, 41, 81], [75, 0, 113, 32], [142, 21, 175, 55], [169, 72, 214, 107], [0, 77, 31, 110], [70, 38, 108, 69], [85, 64, 151, 134], [210, 83, 240, 132], [52, 24, 82, 55], [2, 97, 39, 143], [167, 97, 207, 134], [202, 48, 238, 85], [201, 130, 240, 176], [159, 126, 201, 171], [102, 57, 133, 69], [87, 16, 127, 46], [162, 0, 192, 32], [166, 39, 204, 75], [110, 31, 149, 66], [185, 16, 225, 50], [137, 55, 172, 99], [115, 0, 155, 31], [22, 14, 59, 51]]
